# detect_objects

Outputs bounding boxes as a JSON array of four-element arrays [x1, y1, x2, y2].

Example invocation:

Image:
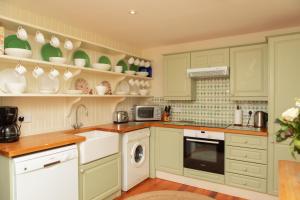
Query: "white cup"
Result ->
[[128, 57, 135, 65], [145, 81, 150, 88], [134, 79, 140, 87], [74, 58, 86, 67], [50, 36, 60, 48], [63, 70, 73, 80], [35, 31, 45, 44], [134, 58, 140, 66], [114, 65, 123, 73], [15, 63, 27, 75], [96, 85, 106, 95], [139, 80, 145, 88], [140, 60, 145, 67], [128, 79, 135, 86], [32, 66, 44, 78], [48, 68, 60, 79], [16, 26, 28, 41], [64, 39, 73, 50]]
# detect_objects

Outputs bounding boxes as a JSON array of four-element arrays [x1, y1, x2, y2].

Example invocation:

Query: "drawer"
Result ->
[[225, 172, 266, 193], [184, 168, 225, 184], [226, 134, 267, 149], [225, 159, 267, 178], [226, 146, 267, 164]]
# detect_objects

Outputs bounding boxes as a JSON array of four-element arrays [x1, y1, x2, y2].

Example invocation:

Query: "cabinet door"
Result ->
[[80, 154, 121, 200], [155, 128, 183, 175], [191, 48, 229, 68], [163, 53, 195, 100], [230, 44, 267, 100], [268, 34, 300, 195]]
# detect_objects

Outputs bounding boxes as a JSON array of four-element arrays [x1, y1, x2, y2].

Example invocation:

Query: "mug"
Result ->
[[50, 36, 60, 48], [96, 85, 106, 95], [134, 79, 140, 87], [35, 31, 45, 44], [134, 58, 140, 66], [128, 79, 135, 86], [15, 63, 27, 75], [128, 57, 135, 65], [16, 26, 28, 41], [48, 68, 60, 79], [64, 39, 73, 50], [32, 66, 44, 78], [139, 80, 145, 88], [74, 58, 86, 67], [63, 70, 73, 80], [140, 60, 145, 67]]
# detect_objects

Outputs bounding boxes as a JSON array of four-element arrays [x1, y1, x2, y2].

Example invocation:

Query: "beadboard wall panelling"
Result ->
[[152, 78, 268, 126], [0, 1, 142, 56], [0, 97, 124, 136]]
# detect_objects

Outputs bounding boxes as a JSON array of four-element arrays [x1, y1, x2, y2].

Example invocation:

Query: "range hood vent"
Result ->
[[187, 66, 229, 79]]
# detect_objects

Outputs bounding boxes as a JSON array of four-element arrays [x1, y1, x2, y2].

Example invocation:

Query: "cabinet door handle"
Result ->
[[80, 169, 85, 173]]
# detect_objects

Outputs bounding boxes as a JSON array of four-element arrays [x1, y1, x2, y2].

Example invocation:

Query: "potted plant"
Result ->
[[276, 99, 300, 157]]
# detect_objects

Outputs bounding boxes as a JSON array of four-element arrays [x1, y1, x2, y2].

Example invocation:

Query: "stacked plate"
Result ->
[[4, 35, 32, 58]]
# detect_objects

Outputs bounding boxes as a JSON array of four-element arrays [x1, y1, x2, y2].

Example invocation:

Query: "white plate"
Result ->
[[92, 63, 111, 71], [136, 72, 148, 77], [0, 68, 27, 93], [49, 57, 66, 64], [38, 74, 59, 93]]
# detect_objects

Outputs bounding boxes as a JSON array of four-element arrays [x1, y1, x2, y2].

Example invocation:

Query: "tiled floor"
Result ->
[[116, 178, 246, 200]]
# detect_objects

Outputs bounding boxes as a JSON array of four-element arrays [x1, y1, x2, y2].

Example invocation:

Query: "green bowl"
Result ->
[[4, 35, 31, 50]]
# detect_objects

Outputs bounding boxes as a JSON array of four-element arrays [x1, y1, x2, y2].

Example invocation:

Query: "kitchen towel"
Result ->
[[234, 108, 243, 125]]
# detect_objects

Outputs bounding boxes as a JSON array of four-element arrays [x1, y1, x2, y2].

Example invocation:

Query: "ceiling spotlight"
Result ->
[[129, 10, 137, 15]]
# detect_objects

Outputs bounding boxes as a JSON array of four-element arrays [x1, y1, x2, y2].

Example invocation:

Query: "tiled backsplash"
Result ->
[[152, 78, 268, 126]]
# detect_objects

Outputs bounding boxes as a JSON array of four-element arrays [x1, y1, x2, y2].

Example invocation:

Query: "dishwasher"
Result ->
[[13, 144, 78, 200]]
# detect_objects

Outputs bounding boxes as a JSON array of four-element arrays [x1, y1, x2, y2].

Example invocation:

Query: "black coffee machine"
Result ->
[[0, 107, 24, 143]]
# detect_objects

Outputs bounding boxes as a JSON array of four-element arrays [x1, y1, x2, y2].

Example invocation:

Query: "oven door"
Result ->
[[184, 137, 224, 174]]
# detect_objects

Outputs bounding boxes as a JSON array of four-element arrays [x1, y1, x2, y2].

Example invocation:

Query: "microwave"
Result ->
[[133, 106, 162, 121]]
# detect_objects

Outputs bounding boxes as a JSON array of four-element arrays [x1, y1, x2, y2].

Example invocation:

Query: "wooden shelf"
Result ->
[[0, 16, 150, 61], [0, 93, 153, 98], [0, 55, 152, 80]]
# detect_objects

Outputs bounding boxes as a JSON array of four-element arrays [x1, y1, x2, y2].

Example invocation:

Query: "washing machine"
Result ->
[[122, 128, 150, 191]]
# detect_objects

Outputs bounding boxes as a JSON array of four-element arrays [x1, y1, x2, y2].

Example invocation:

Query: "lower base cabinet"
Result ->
[[226, 173, 266, 193], [79, 153, 121, 200], [184, 168, 225, 184]]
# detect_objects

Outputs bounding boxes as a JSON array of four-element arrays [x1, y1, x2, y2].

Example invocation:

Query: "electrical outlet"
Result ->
[[21, 115, 32, 123], [244, 110, 254, 117]]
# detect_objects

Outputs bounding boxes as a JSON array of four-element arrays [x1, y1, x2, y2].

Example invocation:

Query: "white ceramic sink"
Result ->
[[76, 130, 119, 164]]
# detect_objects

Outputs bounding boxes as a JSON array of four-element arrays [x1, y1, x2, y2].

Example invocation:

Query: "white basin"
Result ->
[[77, 130, 119, 164]]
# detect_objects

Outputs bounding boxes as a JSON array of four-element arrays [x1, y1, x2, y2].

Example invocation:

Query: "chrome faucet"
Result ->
[[73, 104, 88, 129]]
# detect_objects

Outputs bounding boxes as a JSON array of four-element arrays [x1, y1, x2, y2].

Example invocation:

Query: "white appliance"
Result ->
[[13, 145, 78, 200], [122, 128, 150, 191], [187, 66, 229, 78]]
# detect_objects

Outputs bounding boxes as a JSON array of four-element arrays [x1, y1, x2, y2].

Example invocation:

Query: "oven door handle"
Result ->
[[186, 138, 219, 144]]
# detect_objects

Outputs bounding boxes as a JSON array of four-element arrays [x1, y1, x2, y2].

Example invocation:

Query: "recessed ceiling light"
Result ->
[[129, 10, 137, 15]]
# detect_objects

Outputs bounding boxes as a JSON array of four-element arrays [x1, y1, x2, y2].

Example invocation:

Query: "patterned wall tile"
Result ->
[[152, 78, 268, 126]]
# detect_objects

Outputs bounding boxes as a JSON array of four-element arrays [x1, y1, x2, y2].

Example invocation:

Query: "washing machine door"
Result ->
[[130, 143, 146, 167]]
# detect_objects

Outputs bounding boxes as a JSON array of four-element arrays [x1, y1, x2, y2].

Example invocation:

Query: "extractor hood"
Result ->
[[187, 66, 229, 79]]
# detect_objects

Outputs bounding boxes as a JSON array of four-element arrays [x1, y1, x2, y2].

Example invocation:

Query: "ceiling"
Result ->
[[10, 0, 300, 48]]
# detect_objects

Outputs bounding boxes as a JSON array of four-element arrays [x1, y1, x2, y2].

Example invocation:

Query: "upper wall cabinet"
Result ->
[[191, 48, 229, 68], [230, 44, 268, 101], [163, 53, 195, 100]]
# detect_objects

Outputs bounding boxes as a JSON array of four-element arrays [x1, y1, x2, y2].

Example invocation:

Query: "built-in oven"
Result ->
[[184, 129, 224, 175]]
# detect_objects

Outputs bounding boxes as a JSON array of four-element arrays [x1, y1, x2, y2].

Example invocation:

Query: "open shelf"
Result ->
[[0, 93, 153, 98], [0, 16, 150, 61], [0, 55, 152, 80]]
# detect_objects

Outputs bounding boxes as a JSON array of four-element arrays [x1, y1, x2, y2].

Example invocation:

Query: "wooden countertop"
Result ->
[[0, 132, 85, 157], [279, 160, 300, 200], [96, 122, 268, 136], [0, 121, 267, 158]]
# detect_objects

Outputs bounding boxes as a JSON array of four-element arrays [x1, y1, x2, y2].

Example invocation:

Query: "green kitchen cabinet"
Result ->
[[191, 48, 229, 68], [79, 153, 121, 200], [230, 44, 268, 101], [163, 53, 196, 100], [267, 33, 300, 195], [155, 128, 183, 175]]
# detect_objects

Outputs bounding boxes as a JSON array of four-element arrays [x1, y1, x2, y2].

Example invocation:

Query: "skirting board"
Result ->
[[156, 171, 277, 200]]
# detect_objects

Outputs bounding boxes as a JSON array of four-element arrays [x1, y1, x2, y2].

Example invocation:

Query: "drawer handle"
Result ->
[[244, 154, 248, 158], [243, 182, 247, 186], [244, 141, 248, 144], [244, 168, 248, 172]]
